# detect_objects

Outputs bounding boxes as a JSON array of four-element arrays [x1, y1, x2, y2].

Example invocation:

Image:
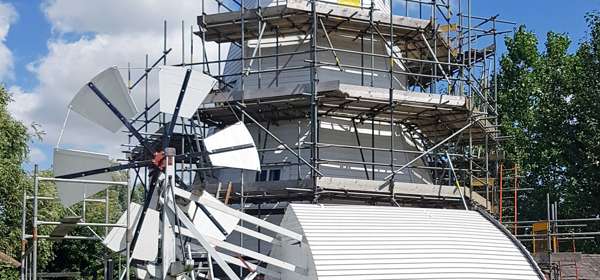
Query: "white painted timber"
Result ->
[[134, 264, 157, 280], [218, 253, 282, 279], [233, 225, 275, 243], [70, 66, 137, 133], [169, 204, 241, 280], [53, 148, 113, 207], [215, 117, 432, 184], [103, 203, 141, 253], [173, 188, 308, 277], [103, 202, 159, 262], [131, 206, 160, 261], [173, 187, 303, 242], [184, 193, 241, 241], [268, 204, 543, 280], [223, 0, 392, 89], [158, 66, 216, 119], [225, 33, 405, 90], [161, 207, 176, 278], [206, 236, 297, 272], [204, 121, 262, 171]]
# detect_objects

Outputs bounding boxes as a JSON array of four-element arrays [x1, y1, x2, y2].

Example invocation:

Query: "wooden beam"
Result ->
[[224, 181, 233, 205], [0, 251, 20, 268]]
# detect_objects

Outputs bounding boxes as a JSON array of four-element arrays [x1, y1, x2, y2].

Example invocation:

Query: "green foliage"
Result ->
[[0, 86, 32, 278], [0, 86, 132, 278], [498, 12, 600, 253], [0, 87, 68, 278], [44, 186, 127, 278]]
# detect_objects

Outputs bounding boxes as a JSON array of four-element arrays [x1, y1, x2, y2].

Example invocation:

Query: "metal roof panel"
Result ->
[[268, 204, 543, 280]]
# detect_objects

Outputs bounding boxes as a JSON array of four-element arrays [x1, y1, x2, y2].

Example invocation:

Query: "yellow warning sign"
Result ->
[[532, 221, 549, 232], [338, 0, 360, 7]]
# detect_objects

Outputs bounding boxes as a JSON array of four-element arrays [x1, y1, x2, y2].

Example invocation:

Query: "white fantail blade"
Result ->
[[168, 204, 241, 280], [131, 206, 160, 261], [217, 253, 281, 279], [134, 264, 156, 280], [103, 202, 159, 262], [53, 148, 113, 207], [203, 122, 261, 171], [173, 187, 303, 242], [70, 66, 138, 133], [206, 236, 297, 272], [134, 268, 149, 280], [158, 66, 217, 119], [161, 205, 176, 279], [172, 188, 305, 275], [104, 203, 141, 252], [146, 265, 157, 279], [184, 193, 241, 241], [134, 267, 146, 280]]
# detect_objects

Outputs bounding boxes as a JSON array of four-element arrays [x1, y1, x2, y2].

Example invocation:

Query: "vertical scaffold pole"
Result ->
[[431, 0, 437, 93], [553, 202, 559, 253], [499, 163, 503, 222], [370, 1, 374, 87], [32, 164, 38, 280], [492, 16, 500, 219], [546, 193, 552, 253], [467, 0, 474, 203], [190, 24, 194, 69], [20, 173, 27, 280], [239, 0, 246, 275], [389, 0, 395, 200], [485, 134, 490, 210], [298, 121, 302, 180], [105, 189, 109, 236], [164, 20, 168, 66], [370, 1, 375, 181], [514, 164, 518, 235], [310, 0, 319, 203], [126, 173, 131, 280]]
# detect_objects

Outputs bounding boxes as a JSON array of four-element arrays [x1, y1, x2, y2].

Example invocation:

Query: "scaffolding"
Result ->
[[178, 0, 517, 210], [20, 0, 600, 279], [499, 167, 600, 279], [20, 165, 130, 279]]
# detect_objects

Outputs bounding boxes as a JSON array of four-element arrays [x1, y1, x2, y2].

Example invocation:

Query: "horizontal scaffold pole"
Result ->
[[384, 121, 475, 181]]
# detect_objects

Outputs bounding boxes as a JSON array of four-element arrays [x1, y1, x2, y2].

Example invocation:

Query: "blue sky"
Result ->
[[478, 0, 599, 52], [0, 0, 598, 170], [4, 1, 49, 91], [5, 0, 596, 90]]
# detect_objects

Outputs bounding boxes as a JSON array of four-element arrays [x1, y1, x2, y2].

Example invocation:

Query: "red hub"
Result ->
[[152, 151, 165, 170]]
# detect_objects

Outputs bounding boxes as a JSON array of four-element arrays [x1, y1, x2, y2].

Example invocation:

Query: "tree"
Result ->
[[44, 182, 132, 278], [0, 85, 45, 278], [498, 12, 600, 253], [0, 86, 120, 278], [0, 85, 31, 278]]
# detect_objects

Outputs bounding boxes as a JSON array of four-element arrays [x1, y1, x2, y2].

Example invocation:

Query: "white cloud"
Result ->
[[0, 2, 16, 81], [43, 0, 205, 35], [7, 85, 40, 125], [8, 0, 224, 161]]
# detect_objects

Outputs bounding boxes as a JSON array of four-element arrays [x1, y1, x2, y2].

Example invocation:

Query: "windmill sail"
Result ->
[[204, 122, 261, 171], [53, 148, 114, 207], [70, 66, 138, 133], [103, 202, 160, 262], [158, 66, 217, 119]]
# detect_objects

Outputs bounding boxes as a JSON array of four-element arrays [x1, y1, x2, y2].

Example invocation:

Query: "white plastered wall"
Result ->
[[221, 0, 400, 88], [213, 117, 432, 184]]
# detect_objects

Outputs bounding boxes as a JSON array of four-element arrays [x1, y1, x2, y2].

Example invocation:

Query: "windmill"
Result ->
[[52, 65, 306, 279]]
